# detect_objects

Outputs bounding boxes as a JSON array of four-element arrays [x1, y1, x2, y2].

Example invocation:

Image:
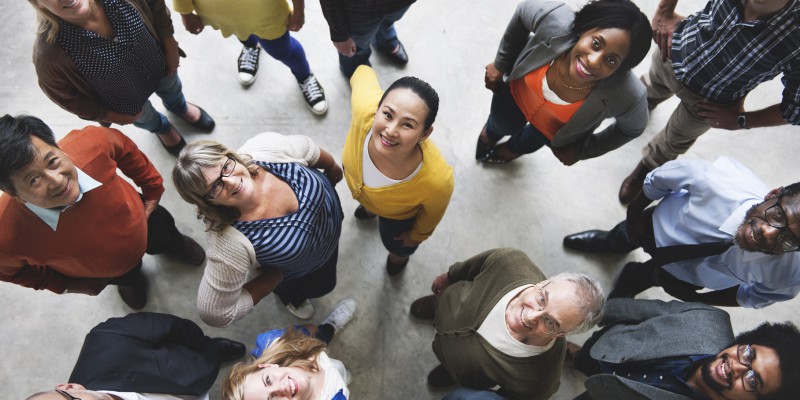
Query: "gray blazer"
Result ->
[[582, 299, 734, 399], [493, 0, 649, 160]]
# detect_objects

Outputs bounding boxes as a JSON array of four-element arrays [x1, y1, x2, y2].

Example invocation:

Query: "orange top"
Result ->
[[510, 63, 583, 140]]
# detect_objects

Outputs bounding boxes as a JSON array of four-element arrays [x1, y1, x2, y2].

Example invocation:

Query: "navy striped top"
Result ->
[[233, 162, 343, 280]]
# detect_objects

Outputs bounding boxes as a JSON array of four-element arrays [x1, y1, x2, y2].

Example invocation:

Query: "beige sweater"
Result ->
[[197, 132, 320, 328]]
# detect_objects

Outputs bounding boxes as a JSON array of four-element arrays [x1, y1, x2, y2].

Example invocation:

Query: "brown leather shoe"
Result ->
[[618, 160, 653, 204], [117, 269, 148, 310], [410, 295, 436, 319], [386, 254, 409, 276]]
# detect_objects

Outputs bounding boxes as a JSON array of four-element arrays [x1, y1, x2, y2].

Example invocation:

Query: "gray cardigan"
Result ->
[[494, 0, 649, 160]]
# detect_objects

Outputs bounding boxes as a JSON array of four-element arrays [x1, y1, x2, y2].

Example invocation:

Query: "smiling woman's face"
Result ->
[[242, 364, 317, 400], [565, 27, 631, 84], [370, 88, 433, 158], [31, 0, 94, 24], [201, 158, 255, 208]]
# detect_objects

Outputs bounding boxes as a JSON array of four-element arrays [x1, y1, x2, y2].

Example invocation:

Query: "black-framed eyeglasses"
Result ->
[[204, 155, 236, 200], [531, 281, 563, 336], [762, 191, 800, 252], [737, 344, 759, 393], [55, 389, 82, 400]]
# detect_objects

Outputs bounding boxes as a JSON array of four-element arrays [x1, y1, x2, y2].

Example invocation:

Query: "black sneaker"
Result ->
[[298, 74, 328, 115], [237, 45, 260, 86]]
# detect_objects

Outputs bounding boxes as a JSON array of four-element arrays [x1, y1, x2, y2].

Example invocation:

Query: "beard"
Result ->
[[700, 354, 731, 395], [734, 204, 776, 255]]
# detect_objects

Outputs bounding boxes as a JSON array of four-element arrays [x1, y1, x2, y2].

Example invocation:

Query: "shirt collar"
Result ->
[[24, 167, 102, 231]]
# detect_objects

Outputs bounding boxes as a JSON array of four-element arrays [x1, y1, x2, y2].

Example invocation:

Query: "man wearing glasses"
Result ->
[[569, 298, 800, 400], [26, 312, 245, 400], [564, 156, 800, 308], [0, 115, 204, 310], [409, 247, 605, 399]]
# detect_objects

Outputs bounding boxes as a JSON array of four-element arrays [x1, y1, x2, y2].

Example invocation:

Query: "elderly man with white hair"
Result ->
[[410, 247, 605, 400]]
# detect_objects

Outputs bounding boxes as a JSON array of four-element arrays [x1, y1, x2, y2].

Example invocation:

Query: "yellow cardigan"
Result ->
[[342, 66, 454, 243], [172, 0, 291, 41]]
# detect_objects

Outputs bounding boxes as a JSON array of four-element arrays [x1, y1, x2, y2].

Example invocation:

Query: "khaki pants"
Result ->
[[640, 50, 713, 169]]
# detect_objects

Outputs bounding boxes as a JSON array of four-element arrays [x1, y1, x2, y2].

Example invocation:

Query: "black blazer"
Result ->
[[69, 312, 221, 395]]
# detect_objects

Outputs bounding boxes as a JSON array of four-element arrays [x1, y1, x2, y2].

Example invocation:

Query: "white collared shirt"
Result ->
[[99, 391, 205, 400], [24, 167, 102, 231]]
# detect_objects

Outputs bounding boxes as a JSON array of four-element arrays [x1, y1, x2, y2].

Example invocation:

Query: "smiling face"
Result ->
[[504, 280, 584, 346], [370, 88, 433, 158], [696, 345, 782, 400], [566, 27, 631, 84], [242, 364, 318, 400], [735, 189, 800, 254], [9, 136, 80, 209], [30, 0, 93, 24], [201, 157, 255, 209]]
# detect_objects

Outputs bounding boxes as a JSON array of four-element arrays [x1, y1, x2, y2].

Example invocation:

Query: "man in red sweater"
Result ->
[[0, 115, 204, 309]]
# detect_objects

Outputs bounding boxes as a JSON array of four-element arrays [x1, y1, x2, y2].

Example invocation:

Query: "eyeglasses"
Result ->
[[762, 191, 799, 252], [737, 344, 759, 393], [531, 281, 563, 336], [55, 389, 82, 400], [204, 156, 236, 200]]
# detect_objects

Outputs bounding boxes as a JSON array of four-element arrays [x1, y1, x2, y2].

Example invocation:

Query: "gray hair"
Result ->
[[549, 272, 605, 334]]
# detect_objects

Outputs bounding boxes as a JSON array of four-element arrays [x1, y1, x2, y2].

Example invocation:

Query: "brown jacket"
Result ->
[[32, 0, 174, 122]]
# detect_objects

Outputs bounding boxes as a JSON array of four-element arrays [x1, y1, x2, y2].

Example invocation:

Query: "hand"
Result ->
[[323, 163, 343, 185], [696, 99, 744, 130], [162, 35, 181, 75], [181, 13, 204, 35], [651, 8, 684, 61], [333, 38, 356, 57], [394, 231, 422, 248], [66, 278, 108, 296], [484, 62, 503, 92], [287, 10, 305, 31], [143, 198, 159, 219], [550, 144, 579, 166], [431, 272, 451, 296]]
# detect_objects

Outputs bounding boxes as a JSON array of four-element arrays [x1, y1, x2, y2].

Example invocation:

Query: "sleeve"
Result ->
[[238, 132, 321, 166], [0, 262, 82, 294], [447, 248, 532, 284], [600, 298, 725, 326], [641, 159, 713, 201], [91, 312, 208, 348], [319, 0, 351, 42], [780, 60, 800, 125], [736, 282, 800, 309], [172, 0, 196, 14], [197, 228, 257, 328], [143, 0, 176, 38], [577, 80, 648, 160], [409, 168, 454, 242], [350, 66, 384, 118], [33, 46, 110, 122], [104, 128, 165, 201], [494, 0, 561, 73]]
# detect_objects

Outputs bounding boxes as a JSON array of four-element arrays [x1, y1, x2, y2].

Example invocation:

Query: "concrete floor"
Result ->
[[2, 0, 799, 398]]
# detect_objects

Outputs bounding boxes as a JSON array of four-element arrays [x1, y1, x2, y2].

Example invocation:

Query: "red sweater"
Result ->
[[0, 126, 164, 293]]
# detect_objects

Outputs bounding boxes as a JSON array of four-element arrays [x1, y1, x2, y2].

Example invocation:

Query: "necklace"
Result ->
[[555, 56, 596, 91]]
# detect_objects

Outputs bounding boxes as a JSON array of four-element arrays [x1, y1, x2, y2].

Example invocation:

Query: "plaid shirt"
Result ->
[[319, 0, 417, 42], [671, 0, 800, 124]]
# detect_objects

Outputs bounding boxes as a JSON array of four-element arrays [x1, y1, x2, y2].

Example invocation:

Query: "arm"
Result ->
[[311, 149, 343, 185], [447, 248, 533, 284], [494, 0, 563, 73], [103, 128, 165, 202], [242, 267, 284, 305], [173, 0, 204, 34], [287, 0, 305, 32], [600, 298, 725, 325], [661, 284, 740, 307], [652, 0, 684, 61], [91, 312, 209, 349], [34, 55, 111, 122], [319, 0, 354, 55], [238, 132, 321, 166], [576, 81, 649, 160], [350, 66, 384, 114], [0, 262, 106, 294]]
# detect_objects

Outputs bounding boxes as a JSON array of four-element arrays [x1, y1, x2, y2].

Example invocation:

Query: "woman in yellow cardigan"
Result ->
[[343, 66, 454, 276]]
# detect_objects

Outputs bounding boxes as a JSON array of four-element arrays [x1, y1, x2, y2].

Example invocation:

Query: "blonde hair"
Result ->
[[29, 0, 62, 44], [172, 140, 261, 231], [222, 329, 326, 400]]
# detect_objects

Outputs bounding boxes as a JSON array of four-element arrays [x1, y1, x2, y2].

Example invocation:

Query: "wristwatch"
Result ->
[[737, 113, 749, 130]]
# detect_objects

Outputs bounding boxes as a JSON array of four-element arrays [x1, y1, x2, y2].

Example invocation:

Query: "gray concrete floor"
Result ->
[[2, 0, 799, 398]]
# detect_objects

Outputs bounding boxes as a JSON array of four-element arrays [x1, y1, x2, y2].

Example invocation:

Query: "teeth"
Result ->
[[381, 135, 398, 146], [577, 61, 592, 76], [64, 0, 78, 8], [521, 308, 532, 329]]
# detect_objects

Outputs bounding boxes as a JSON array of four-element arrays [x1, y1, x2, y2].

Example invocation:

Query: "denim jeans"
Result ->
[[484, 81, 550, 155], [241, 31, 311, 82], [442, 388, 506, 400], [133, 73, 188, 134], [339, 5, 410, 78]]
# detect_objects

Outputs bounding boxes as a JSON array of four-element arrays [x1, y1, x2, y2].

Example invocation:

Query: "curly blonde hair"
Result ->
[[222, 329, 326, 400]]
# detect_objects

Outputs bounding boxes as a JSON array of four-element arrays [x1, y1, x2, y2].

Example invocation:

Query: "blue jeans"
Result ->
[[442, 388, 506, 400], [339, 5, 410, 78], [133, 73, 188, 134], [241, 31, 311, 82], [484, 80, 550, 155]]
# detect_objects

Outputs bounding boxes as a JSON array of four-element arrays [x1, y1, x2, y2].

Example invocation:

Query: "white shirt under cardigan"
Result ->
[[644, 156, 800, 309]]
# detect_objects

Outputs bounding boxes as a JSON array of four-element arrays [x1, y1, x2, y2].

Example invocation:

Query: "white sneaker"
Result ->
[[237, 45, 260, 86], [298, 74, 328, 115], [286, 299, 314, 319], [322, 299, 357, 331]]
